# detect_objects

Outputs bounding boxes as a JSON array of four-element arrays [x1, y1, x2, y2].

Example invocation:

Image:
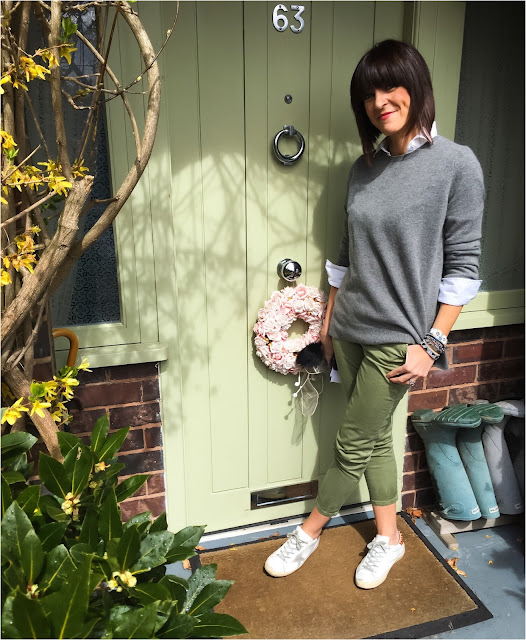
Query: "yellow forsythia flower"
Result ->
[[30, 399, 52, 418], [1, 270, 12, 287], [77, 358, 92, 371], [1, 398, 30, 425]]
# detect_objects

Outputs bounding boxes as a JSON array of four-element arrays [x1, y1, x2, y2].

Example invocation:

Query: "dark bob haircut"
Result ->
[[350, 39, 435, 163]]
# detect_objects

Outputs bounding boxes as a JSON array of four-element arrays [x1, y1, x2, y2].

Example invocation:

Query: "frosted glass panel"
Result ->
[[26, 8, 120, 326], [455, 2, 524, 291]]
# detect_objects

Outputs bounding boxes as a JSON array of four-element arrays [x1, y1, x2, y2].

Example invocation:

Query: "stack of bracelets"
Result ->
[[420, 327, 447, 362]]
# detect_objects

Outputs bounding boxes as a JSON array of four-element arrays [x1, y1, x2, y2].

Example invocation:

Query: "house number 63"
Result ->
[[272, 4, 305, 33]]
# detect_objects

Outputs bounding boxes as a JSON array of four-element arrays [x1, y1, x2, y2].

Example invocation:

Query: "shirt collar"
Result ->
[[376, 121, 438, 156]]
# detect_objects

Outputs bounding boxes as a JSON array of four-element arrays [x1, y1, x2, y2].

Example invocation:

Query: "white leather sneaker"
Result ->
[[264, 526, 319, 577], [355, 532, 405, 589]]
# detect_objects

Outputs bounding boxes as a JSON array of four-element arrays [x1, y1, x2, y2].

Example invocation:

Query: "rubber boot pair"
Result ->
[[483, 399, 524, 514], [411, 403, 503, 521]]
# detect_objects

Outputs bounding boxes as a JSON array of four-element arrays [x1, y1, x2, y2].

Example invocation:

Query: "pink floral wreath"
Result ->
[[253, 284, 327, 375]]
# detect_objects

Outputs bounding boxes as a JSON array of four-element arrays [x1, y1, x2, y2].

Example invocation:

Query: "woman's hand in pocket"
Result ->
[[386, 344, 434, 385]]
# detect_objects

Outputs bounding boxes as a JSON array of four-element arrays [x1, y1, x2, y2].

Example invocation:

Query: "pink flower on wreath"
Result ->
[[253, 284, 327, 376]]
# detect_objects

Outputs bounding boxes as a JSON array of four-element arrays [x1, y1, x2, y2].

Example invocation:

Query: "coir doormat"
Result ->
[[192, 513, 492, 639]]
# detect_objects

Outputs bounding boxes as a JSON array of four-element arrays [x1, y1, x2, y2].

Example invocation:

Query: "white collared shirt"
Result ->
[[326, 121, 482, 308], [376, 121, 439, 156]]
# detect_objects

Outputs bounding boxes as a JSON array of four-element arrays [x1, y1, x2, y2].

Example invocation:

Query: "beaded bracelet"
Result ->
[[425, 334, 445, 354], [420, 340, 440, 361]]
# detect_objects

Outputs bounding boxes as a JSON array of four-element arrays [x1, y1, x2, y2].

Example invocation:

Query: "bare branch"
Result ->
[[33, 1, 51, 35], [77, 5, 119, 163], [0, 190, 54, 228], [48, 1, 73, 180], [75, 29, 142, 158], [61, 87, 93, 110], [80, 196, 118, 217], [2, 144, 41, 181]]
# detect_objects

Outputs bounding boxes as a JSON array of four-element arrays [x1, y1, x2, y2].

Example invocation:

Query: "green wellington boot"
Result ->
[[456, 402, 504, 519], [411, 405, 483, 521]]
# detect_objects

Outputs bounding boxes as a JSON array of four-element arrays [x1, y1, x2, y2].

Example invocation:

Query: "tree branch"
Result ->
[[0, 190, 54, 228], [48, 1, 72, 180], [1, 175, 93, 343]]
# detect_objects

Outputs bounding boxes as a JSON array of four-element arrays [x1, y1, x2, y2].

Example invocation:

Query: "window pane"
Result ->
[[26, 7, 121, 326]]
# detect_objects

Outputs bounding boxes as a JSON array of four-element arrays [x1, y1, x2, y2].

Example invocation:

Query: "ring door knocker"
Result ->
[[273, 125, 305, 165]]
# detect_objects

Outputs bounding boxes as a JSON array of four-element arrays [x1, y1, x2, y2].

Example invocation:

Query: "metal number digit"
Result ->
[[290, 5, 305, 33], [272, 4, 289, 32]]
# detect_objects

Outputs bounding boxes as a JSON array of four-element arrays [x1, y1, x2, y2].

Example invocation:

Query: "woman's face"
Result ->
[[364, 86, 411, 138]]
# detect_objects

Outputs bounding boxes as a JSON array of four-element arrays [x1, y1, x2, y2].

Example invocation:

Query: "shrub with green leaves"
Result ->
[[1, 415, 247, 639]]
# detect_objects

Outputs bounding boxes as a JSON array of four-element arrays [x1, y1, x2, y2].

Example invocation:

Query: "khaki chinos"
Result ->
[[316, 339, 409, 517]]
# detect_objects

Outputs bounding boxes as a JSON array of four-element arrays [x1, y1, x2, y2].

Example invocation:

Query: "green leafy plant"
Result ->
[[1, 415, 248, 639]]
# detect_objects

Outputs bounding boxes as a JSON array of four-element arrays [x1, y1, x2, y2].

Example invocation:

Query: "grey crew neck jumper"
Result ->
[[329, 135, 485, 356]]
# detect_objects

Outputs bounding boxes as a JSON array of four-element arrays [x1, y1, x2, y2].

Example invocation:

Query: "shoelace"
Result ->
[[361, 539, 389, 571], [276, 531, 307, 560]]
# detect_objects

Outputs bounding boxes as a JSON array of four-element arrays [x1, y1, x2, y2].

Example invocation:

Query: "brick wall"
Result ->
[[402, 324, 525, 510], [67, 362, 166, 520]]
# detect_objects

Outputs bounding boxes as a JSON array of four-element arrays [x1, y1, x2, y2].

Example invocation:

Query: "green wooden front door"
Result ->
[[158, 1, 464, 533]]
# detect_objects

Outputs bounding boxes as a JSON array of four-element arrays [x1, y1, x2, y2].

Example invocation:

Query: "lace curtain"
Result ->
[[455, 1, 525, 291], [26, 7, 120, 326]]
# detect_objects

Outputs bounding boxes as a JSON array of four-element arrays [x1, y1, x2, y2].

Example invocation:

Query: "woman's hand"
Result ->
[[386, 344, 434, 386], [320, 328, 334, 366]]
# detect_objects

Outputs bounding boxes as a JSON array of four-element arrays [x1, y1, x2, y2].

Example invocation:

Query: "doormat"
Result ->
[[192, 513, 492, 639]]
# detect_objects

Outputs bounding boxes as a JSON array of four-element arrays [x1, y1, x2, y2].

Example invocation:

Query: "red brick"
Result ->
[[147, 472, 165, 495], [478, 359, 524, 382], [142, 379, 160, 402], [109, 402, 161, 428], [120, 495, 166, 521], [76, 380, 143, 408], [448, 383, 500, 405], [503, 338, 525, 358], [452, 341, 503, 364], [109, 363, 159, 380], [427, 365, 477, 389], [485, 324, 524, 339], [118, 449, 164, 475], [499, 379, 525, 400], [408, 390, 448, 413], [405, 433, 423, 453], [403, 473, 416, 491], [447, 328, 484, 344], [418, 450, 428, 471], [77, 367, 107, 385], [69, 408, 107, 435], [415, 470, 432, 490], [401, 491, 415, 509], [415, 488, 436, 508], [408, 377, 424, 391], [403, 453, 418, 473], [144, 427, 162, 449], [119, 428, 145, 452]]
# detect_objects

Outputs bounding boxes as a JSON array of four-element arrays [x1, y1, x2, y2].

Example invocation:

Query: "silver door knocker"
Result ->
[[273, 125, 305, 166]]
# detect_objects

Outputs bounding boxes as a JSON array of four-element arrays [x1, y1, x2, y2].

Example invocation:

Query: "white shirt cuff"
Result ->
[[438, 277, 482, 305], [325, 259, 347, 288]]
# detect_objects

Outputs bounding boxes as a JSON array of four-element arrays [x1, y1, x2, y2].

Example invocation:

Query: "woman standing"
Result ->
[[265, 39, 484, 589]]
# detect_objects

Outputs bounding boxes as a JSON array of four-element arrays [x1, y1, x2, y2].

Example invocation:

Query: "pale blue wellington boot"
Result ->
[[411, 406, 482, 521], [482, 400, 525, 515], [457, 403, 504, 519]]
